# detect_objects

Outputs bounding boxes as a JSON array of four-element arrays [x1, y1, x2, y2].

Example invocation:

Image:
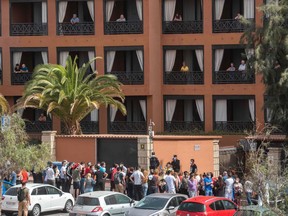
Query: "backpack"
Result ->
[[17, 187, 26, 202], [114, 172, 122, 185]]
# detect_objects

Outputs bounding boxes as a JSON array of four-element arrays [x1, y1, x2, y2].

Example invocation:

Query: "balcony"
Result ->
[[109, 121, 147, 134], [11, 72, 33, 85], [213, 70, 255, 84], [104, 21, 143, 34], [57, 22, 94, 35], [109, 71, 143, 85], [164, 121, 204, 132], [162, 21, 203, 34], [25, 121, 52, 133], [214, 121, 254, 132], [213, 19, 254, 33], [80, 121, 99, 134], [11, 23, 48, 36], [164, 71, 203, 85]]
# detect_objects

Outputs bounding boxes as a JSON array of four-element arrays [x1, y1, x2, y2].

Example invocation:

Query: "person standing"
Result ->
[[171, 155, 180, 173], [94, 165, 107, 191], [84, 173, 95, 193], [244, 180, 253, 205], [224, 173, 235, 200], [114, 167, 125, 193], [126, 167, 134, 199], [179, 171, 189, 195], [72, 164, 81, 198], [130, 167, 144, 201], [190, 159, 198, 174], [45, 162, 55, 186], [165, 170, 177, 193], [60, 160, 68, 192], [17, 181, 31, 216], [234, 177, 243, 205], [204, 173, 213, 196], [148, 169, 159, 195], [149, 152, 160, 170], [188, 174, 198, 198]]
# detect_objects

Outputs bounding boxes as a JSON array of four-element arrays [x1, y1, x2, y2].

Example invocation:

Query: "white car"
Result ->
[[69, 191, 136, 216], [1, 183, 74, 216]]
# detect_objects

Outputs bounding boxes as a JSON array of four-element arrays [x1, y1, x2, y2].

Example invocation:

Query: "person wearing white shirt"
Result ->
[[130, 167, 144, 201], [46, 162, 55, 186], [165, 170, 176, 193], [238, 60, 246, 71], [224, 173, 234, 200]]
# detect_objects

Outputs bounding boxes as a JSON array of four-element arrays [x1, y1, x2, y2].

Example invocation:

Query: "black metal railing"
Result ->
[[57, 22, 94, 35], [213, 18, 254, 33], [10, 23, 48, 36], [213, 70, 255, 84], [80, 121, 99, 134], [162, 21, 203, 34], [214, 121, 255, 132], [104, 21, 143, 34], [164, 71, 204, 84], [108, 71, 144, 85], [11, 72, 33, 85], [25, 121, 52, 133], [164, 121, 204, 132], [109, 121, 147, 134]]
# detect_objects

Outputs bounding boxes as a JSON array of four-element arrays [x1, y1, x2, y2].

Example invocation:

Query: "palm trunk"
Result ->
[[64, 121, 82, 135]]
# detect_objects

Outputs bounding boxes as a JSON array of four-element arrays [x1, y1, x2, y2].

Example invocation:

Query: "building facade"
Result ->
[[0, 0, 268, 140]]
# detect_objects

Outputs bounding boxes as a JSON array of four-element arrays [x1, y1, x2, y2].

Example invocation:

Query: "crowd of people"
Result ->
[[3, 153, 255, 206]]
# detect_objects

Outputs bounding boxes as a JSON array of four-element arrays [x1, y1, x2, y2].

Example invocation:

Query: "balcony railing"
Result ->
[[164, 71, 204, 85], [104, 21, 143, 34], [109, 71, 144, 85], [213, 19, 254, 33], [11, 72, 33, 85], [214, 121, 255, 132], [25, 121, 52, 133], [109, 121, 147, 134], [11, 23, 48, 36], [164, 121, 204, 132], [213, 70, 255, 84], [162, 21, 203, 34], [80, 121, 99, 134], [57, 22, 94, 35]]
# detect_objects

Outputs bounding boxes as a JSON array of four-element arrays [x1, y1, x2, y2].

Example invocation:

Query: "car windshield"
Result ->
[[5, 187, 18, 196], [178, 202, 206, 212], [135, 197, 168, 210], [76, 197, 100, 206]]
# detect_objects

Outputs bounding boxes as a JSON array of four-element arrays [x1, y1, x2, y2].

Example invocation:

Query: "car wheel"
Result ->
[[64, 199, 73, 212], [30, 204, 41, 216], [103, 214, 110, 216]]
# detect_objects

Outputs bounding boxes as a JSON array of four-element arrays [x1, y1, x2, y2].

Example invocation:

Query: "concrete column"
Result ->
[[213, 140, 220, 177], [137, 136, 152, 170], [268, 147, 283, 175], [41, 131, 57, 161]]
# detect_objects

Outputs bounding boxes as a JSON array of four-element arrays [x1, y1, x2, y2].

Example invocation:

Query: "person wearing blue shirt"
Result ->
[[20, 64, 28, 72], [204, 173, 213, 196], [10, 171, 17, 186], [70, 14, 80, 24]]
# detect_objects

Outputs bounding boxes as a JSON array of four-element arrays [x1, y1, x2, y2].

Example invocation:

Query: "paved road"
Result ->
[[3, 211, 69, 216]]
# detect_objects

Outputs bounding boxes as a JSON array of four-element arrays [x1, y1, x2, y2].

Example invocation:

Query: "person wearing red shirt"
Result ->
[[19, 168, 29, 183]]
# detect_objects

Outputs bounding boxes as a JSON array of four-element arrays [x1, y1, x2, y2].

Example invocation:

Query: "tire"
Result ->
[[29, 204, 41, 216], [63, 199, 73, 212]]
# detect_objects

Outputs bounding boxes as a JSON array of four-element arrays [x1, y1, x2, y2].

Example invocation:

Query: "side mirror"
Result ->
[[130, 199, 135, 206], [167, 206, 175, 212]]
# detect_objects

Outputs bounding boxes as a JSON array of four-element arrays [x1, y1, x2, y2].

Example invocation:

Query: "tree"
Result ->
[[0, 114, 51, 213], [0, 94, 9, 115], [240, 0, 288, 132], [17, 56, 126, 135]]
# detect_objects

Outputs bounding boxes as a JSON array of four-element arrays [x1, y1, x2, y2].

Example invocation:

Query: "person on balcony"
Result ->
[[226, 62, 236, 71], [38, 113, 47, 122], [180, 61, 189, 72], [20, 64, 29, 72], [116, 14, 126, 22], [238, 60, 246, 72], [234, 13, 243, 20], [70, 14, 80, 24], [174, 13, 182, 21], [14, 63, 21, 73]]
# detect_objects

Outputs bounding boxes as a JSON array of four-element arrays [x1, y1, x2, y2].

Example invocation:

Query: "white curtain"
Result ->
[[136, 0, 143, 21], [215, 99, 227, 121], [266, 108, 272, 122], [139, 100, 146, 120], [165, 50, 176, 72], [215, 0, 225, 20], [88, 51, 96, 72], [87, 1, 95, 21], [165, 100, 177, 121], [164, 0, 176, 21], [195, 99, 204, 121], [244, 0, 255, 19], [136, 50, 144, 71], [58, 1, 68, 23], [106, 51, 116, 73], [195, 50, 204, 72], [59, 51, 69, 66], [245, 48, 254, 59], [42, 2, 47, 23], [91, 109, 98, 121], [106, 0, 115, 21], [41, 52, 48, 64], [215, 49, 224, 71], [249, 99, 255, 121], [110, 106, 117, 122], [13, 52, 22, 68]]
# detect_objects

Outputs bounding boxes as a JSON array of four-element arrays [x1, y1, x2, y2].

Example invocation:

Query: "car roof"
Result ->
[[146, 193, 187, 198], [12, 183, 57, 189], [184, 196, 231, 204], [78, 191, 126, 198]]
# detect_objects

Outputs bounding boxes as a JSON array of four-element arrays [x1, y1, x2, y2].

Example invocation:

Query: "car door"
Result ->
[[209, 200, 226, 216], [32, 186, 50, 212], [114, 194, 133, 214], [165, 197, 179, 216], [45, 186, 64, 210], [221, 200, 237, 215], [104, 195, 123, 215]]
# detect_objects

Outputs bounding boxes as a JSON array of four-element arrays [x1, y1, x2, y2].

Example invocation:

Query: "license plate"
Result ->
[[6, 201, 16, 205]]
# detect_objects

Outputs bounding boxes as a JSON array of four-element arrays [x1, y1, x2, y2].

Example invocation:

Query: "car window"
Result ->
[[167, 197, 178, 208], [222, 200, 236, 210], [176, 196, 186, 205], [104, 195, 117, 205], [76, 197, 100, 206], [135, 197, 169, 210], [5, 187, 18, 196], [31, 189, 36, 195], [178, 202, 206, 212], [114, 194, 130, 204], [213, 200, 224, 210], [37, 187, 47, 195], [46, 186, 61, 195]]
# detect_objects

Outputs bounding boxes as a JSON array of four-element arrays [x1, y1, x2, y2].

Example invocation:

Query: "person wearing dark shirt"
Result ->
[[94, 166, 107, 191], [14, 64, 21, 72], [190, 159, 198, 174], [171, 155, 180, 173]]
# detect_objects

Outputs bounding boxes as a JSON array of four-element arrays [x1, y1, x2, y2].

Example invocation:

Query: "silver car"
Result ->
[[125, 193, 188, 216], [69, 191, 136, 216]]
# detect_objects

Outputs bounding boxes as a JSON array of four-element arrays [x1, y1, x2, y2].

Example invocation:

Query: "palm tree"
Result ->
[[17, 56, 126, 135], [0, 94, 9, 115]]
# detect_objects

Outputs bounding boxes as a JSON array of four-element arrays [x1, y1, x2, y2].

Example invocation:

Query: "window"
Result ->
[[76, 197, 100, 206], [176, 196, 186, 205], [222, 200, 236, 210], [115, 194, 130, 204], [31, 189, 36, 195], [104, 195, 117, 205], [210, 200, 224, 211], [178, 202, 206, 212], [37, 187, 47, 195], [167, 197, 178, 208], [46, 186, 60, 195]]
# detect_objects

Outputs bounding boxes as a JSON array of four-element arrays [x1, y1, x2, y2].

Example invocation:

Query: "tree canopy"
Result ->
[[17, 56, 126, 135], [0, 94, 9, 115]]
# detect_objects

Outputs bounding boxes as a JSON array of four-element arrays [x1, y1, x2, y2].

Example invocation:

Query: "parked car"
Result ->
[[1, 183, 74, 216], [176, 196, 238, 216], [69, 191, 136, 216], [125, 193, 188, 216], [233, 205, 279, 216]]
